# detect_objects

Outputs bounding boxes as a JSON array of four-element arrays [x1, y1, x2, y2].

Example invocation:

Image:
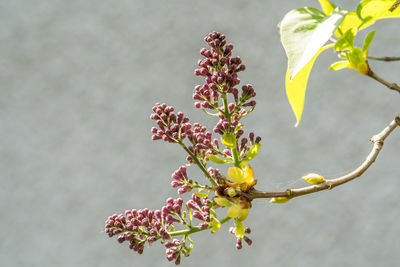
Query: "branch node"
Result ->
[[395, 115, 400, 126]]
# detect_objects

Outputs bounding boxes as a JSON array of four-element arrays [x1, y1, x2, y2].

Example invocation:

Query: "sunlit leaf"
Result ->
[[362, 30, 376, 51], [318, 0, 336, 15], [214, 197, 232, 207], [329, 60, 350, 70], [207, 154, 231, 164], [221, 133, 236, 148], [280, 7, 347, 80], [334, 29, 355, 51], [336, 12, 364, 36], [211, 218, 222, 233], [285, 44, 333, 126], [357, 0, 400, 21], [193, 191, 210, 198]]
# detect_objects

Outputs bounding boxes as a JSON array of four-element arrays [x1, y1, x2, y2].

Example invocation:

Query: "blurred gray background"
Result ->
[[1, 0, 399, 266]]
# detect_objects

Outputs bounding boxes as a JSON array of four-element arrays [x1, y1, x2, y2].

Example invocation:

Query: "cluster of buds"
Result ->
[[186, 123, 217, 163], [229, 225, 252, 250], [105, 206, 174, 255], [106, 32, 262, 265], [171, 166, 193, 194], [151, 103, 191, 143], [186, 194, 212, 229], [193, 31, 256, 121]]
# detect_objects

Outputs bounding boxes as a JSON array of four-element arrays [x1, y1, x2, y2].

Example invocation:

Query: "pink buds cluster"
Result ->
[[229, 226, 252, 250], [150, 103, 191, 143], [105, 198, 185, 256], [186, 123, 218, 162], [171, 166, 193, 194], [186, 194, 212, 229], [193, 31, 246, 110]]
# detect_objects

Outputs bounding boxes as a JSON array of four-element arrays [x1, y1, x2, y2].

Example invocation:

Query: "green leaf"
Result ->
[[234, 218, 245, 238], [221, 133, 236, 148], [244, 144, 261, 162], [207, 154, 231, 164], [357, 0, 400, 21], [280, 7, 347, 80], [346, 47, 365, 68], [336, 12, 372, 36], [213, 197, 232, 207], [194, 191, 210, 198], [362, 30, 376, 51], [318, 0, 337, 15], [211, 218, 222, 233], [334, 29, 355, 51], [285, 44, 333, 126], [185, 204, 193, 222], [329, 60, 349, 70]]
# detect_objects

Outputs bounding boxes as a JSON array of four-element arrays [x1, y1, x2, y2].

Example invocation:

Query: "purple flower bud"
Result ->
[[236, 239, 243, 250]]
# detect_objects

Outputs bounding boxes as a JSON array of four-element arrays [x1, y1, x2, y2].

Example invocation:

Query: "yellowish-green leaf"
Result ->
[[280, 7, 347, 80], [238, 208, 249, 221], [227, 204, 241, 218], [270, 197, 289, 204], [211, 218, 222, 233], [245, 143, 261, 162], [207, 154, 231, 164], [334, 29, 355, 51], [318, 0, 336, 15], [221, 133, 236, 148], [302, 173, 326, 184], [357, 0, 400, 21], [362, 30, 376, 51], [214, 197, 232, 207], [329, 60, 350, 70], [227, 166, 245, 184], [346, 47, 366, 69], [194, 191, 210, 198], [234, 218, 245, 238], [285, 44, 333, 126]]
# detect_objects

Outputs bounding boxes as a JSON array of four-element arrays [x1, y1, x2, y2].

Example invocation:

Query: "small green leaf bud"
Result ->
[[270, 197, 289, 203], [302, 173, 326, 185]]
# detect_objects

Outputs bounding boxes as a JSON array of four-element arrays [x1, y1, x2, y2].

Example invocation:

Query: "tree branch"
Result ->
[[245, 114, 400, 201], [366, 69, 400, 94], [368, 56, 400, 62]]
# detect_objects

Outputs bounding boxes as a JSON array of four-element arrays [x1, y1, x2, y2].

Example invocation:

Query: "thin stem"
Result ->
[[179, 141, 217, 186], [231, 147, 241, 167], [368, 56, 400, 62], [169, 216, 231, 237], [245, 114, 400, 201], [222, 96, 241, 167], [366, 69, 400, 94]]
